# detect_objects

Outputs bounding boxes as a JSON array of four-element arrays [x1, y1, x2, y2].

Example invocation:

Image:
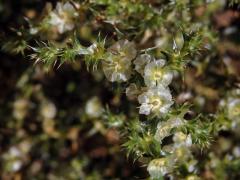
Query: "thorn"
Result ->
[[57, 63, 63, 69], [53, 60, 58, 67]]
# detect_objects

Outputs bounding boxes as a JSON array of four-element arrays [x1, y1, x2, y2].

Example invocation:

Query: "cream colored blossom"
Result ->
[[133, 54, 152, 75], [233, 146, 240, 158], [102, 54, 132, 82], [40, 101, 57, 119], [85, 96, 104, 118], [102, 40, 137, 82], [187, 160, 198, 173], [186, 175, 201, 180], [49, 2, 78, 34], [147, 158, 173, 178], [154, 118, 185, 142], [126, 83, 140, 100], [138, 85, 173, 117], [173, 132, 192, 147], [144, 59, 173, 87], [107, 39, 137, 60], [228, 98, 240, 120], [220, 95, 240, 128], [172, 146, 192, 163], [3, 141, 32, 172], [13, 98, 30, 120]]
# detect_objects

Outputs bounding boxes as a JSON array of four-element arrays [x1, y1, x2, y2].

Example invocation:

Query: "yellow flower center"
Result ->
[[152, 98, 163, 111], [115, 61, 124, 71], [152, 158, 166, 166], [111, 56, 123, 71], [153, 70, 163, 81], [153, 99, 162, 106], [60, 12, 71, 22], [231, 105, 240, 117], [175, 148, 184, 158]]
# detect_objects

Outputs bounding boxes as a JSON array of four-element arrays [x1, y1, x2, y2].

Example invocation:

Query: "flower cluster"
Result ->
[[2, 141, 32, 173], [148, 131, 195, 179], [135, 56, 173, 117], [100, 39, 199, 179], [103, 39, 174, 117], [85, 96, 104, 118], [100, 39, 200, 179]]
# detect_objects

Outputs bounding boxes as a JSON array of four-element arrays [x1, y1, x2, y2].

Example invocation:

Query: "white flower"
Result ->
[[162, 145, 175, 155], [186, 175, 201, 180], [173, 132, 192, 147], [102, 40, 137, 82], [12, 160, 22, 172], [40, 101, 57, 119], [154, 117, 185, 142], [102, 54, 132, 82], [9, 147, 21, 157], [13, 98, 29, 120], [233, 146, 240, 158], [220, 96, 240, 128], [187, 160, 198, 173], [3, 147, 23, 172], [133, 54, 152, 75], [227, 98, 240, 120], [126, 83, 140, 100], [144, 59, 173, 87], [108, 39, 137, 60], [49, 2, 78, 34], [138, 85, 173, 117], [147, 158, 173, 178], [172, 146, 192, 162], [85, 97, 103, 118], [29, 27, 38, 35]]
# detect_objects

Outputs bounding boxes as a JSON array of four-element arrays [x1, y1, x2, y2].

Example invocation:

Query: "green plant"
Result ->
[[1, 0, 240, 179]]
